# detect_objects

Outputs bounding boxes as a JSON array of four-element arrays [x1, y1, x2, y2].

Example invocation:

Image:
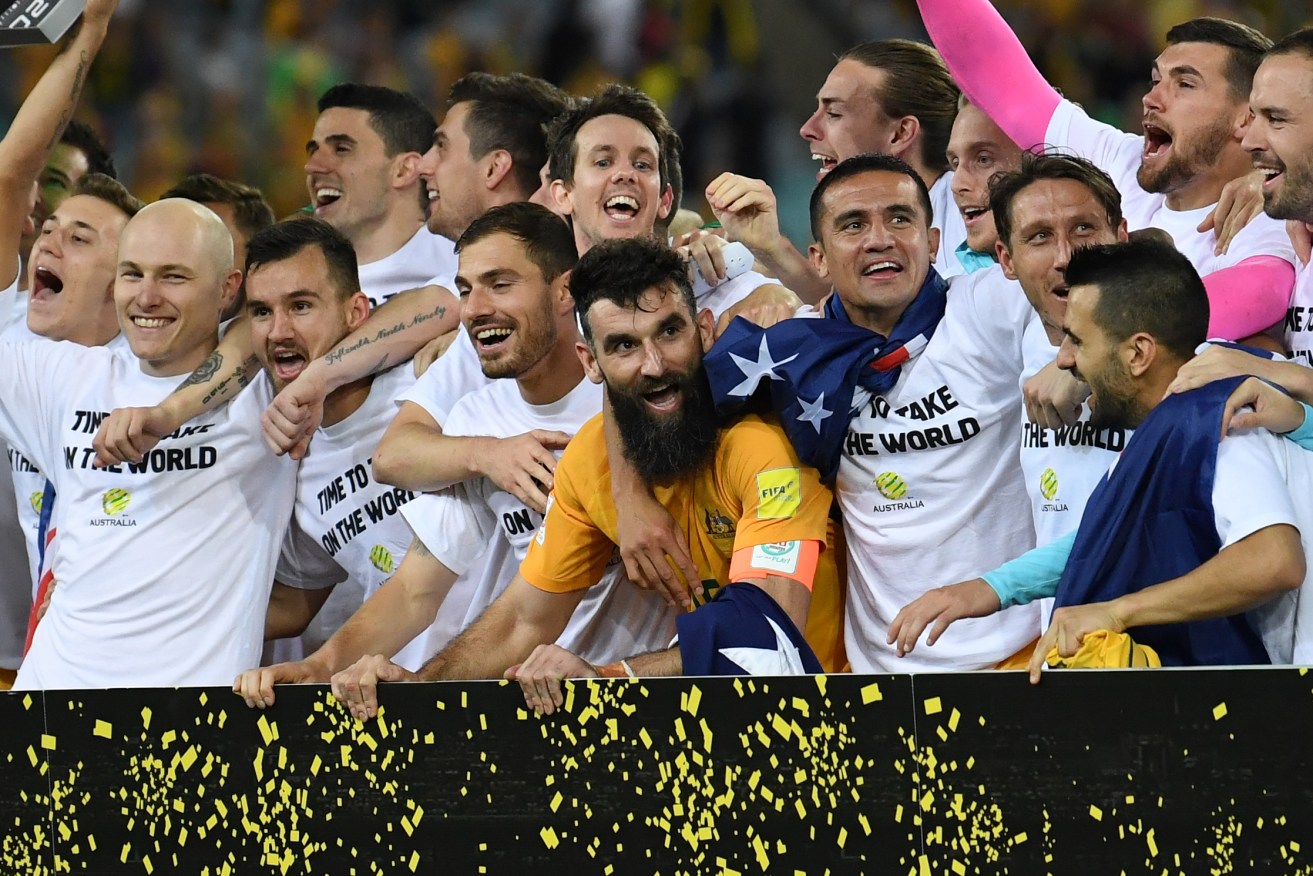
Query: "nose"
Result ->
[[800, 108, 822, 143], [133, 276, 163, 309], [304, 148, 330, 176], [638, 338, 667, 379], [863, 220, 895, 252], [1056, 335, 1076, 371], [1240, 115, 1266, 155], [1142, 79, 1166, 114], [268, 307, 295, 342], [417, 145, 437, 181], [461, 285, 493, 327], [1053, 235, 1073, 273]]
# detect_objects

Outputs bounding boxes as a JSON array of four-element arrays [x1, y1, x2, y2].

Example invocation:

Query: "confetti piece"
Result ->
[[40, 734, 56, 751], [1090, 804, 1103, 821], [860, 683, 882, 704], [1213, 702, 1228, 721], [923, 697, 942, 716], [93, 720, 112, 739]]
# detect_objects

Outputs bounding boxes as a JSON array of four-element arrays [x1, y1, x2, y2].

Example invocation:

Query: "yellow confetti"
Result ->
[[923, 697, 942, 716], [1213, 702, 1228, 720], [93, 720, 113, 739], [40, 734, 56, 751], [1089, 804, 1103, 821], [1147, 827, 1158, 856], [860, 682, 883, 704], [540, 827, 560, 849], [140, 707, 152, 730]]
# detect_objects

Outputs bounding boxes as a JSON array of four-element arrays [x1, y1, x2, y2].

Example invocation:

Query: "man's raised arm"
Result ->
[[0, 0, 119, 288]]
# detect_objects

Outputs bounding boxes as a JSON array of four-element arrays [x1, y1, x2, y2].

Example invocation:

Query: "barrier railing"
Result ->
[[2, 668, 1310, 873]]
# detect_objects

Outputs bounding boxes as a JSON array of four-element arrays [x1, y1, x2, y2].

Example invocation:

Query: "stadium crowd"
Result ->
[[4, 0, 1313, 718]]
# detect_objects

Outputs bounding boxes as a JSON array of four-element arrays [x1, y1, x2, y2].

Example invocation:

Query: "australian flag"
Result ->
[[703, 269, 949, 481], [677, 582, 822, 676]]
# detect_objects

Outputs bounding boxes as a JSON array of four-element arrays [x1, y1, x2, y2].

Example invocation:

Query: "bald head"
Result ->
[[126, 198, 235, 277], [115, 199, 244, 377]]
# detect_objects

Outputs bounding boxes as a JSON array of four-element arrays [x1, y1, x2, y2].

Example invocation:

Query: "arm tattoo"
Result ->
[[43, 53, 87, 151], [201, 355, 259, 406], [323, 304, 449, 367], [180, 350, 223, 389]]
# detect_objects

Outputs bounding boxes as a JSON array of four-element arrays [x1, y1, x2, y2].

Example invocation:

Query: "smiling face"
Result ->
[[27, 194, 127, 346], [947, 103, 1022, 254], [246, 245, 368, 392], [998, 177, 1127, 344], [304, 107, 397, 244], [1244, 52, 1313, 221], [418, 101, 488, 240], [578, 286, 719, 483], [808, 169, 938, 336], [1137, 41, 1243, 196], [551, 114, 672, 250], [114, 201, 239, 377], [1056, 283, 1142, 430], [799, 59, 898, 181], [456, 231, 565, 380]]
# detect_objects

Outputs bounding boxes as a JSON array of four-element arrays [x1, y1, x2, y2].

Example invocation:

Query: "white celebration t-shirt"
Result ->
[[357, 227, 458, 309], [401, 376, 676, 665], [838, 266, 1040, 672], [271, 365, 437, 667], [3, 346, 296, 689]]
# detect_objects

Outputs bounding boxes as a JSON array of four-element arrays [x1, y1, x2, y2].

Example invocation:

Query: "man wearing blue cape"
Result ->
[[704, 153, 1043, 673], [889, 239, 1311, 681]]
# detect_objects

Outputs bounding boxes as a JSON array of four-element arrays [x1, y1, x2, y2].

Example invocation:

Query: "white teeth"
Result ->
[[133, 317, 169, 328], [315, 187, 343, 203], [605, 195, 639, 210], [427, 188, 437, 200], [476, 327, 512, 341], [863, 261, 898, 275]]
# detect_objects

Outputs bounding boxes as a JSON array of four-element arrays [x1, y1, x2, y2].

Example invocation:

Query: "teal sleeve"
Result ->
[[981, 530, 1076, 608], [1284, 402, 1313, 450]]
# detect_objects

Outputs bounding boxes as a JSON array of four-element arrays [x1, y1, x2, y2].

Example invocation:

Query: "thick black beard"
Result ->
[[610, 370, 721, 484]]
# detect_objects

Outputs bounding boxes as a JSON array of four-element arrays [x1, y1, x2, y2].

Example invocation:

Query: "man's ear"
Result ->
[[997, 241, 1018, 280], [576, 339, 603, 384], [393, 152, 423, 189], [808, 242, 830, 280], [927, 226, 941, 264], [696, 307, 716, 351], [551, 179, 574, 217], [553, 269, 574, 316], [1124, 331, 1157, 377], [888, 116, 922, 158], [219, 269, 243, 315], [657, 183, 674, 221], [484, 149, 514, 192], [344, 290, 372, 332]]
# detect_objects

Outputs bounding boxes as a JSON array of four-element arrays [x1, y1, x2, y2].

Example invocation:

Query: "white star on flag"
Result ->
[[796, 392, 832, 433], [719, 617, 807, 674], [727, 336, 799, 397]]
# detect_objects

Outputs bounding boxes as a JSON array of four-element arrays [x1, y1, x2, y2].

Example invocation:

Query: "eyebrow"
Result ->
[[305, 133, 357, 153]]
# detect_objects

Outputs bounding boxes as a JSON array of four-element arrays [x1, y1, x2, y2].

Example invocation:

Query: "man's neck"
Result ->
[[1164, 149, 1252, 213], [517, 332, 587, 406], [353, 208, 425, 266], [911, 159, 944, 193], [321, 374, 377, 428]]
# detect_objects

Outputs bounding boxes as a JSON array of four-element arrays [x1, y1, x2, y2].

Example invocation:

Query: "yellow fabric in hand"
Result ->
[[1046, 630, 1161, 669]]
